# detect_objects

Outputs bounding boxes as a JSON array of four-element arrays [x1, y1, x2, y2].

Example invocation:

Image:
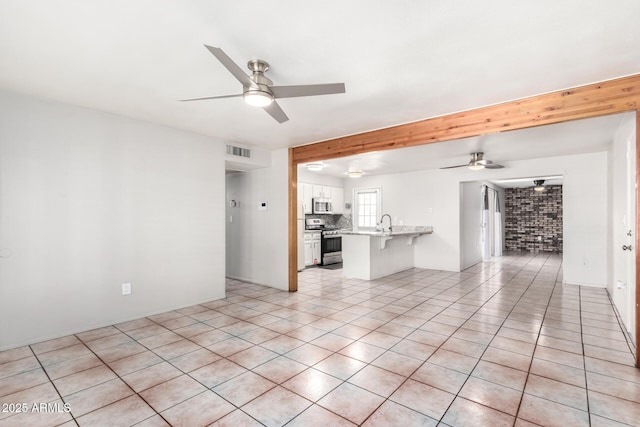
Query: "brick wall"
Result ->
[[504, 185, 563, 252]]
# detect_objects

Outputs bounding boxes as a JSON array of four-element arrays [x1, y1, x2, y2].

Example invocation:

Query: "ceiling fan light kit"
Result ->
[[181, 46, 346, 123], [243, 90, 273, 107], [534, 179, 546, 192]]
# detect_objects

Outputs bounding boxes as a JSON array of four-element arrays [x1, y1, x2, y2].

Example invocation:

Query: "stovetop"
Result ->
[[305, 218, 324, 229], [305, 218, 345, 234], [322, 228, 342, 235]]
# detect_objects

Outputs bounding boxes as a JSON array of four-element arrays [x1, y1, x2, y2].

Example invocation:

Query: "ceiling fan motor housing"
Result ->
[[471, 152, 484, 163], [244, 59, 274, 101]]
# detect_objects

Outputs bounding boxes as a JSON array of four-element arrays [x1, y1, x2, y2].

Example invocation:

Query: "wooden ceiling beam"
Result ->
[[291, 74, 640, 164]]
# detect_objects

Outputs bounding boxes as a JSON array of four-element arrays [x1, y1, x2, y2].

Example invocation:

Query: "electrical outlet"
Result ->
[[122, 282, 131, 295]]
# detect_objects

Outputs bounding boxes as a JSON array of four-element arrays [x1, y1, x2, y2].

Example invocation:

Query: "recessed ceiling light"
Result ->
[[306, 163, 324, 171]]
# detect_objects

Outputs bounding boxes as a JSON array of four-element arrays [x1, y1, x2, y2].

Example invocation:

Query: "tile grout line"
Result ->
[[579, 285, 593, 427], [511, 262, 566, 424], [279, 266, 509, 425], [69, 331, 175, 427], [116, 314, 267, 425], [603, 288, 637, 361], [116, 294, 367, 425], [24, 344, 79, 426], [359, 254, 552, 425], [439, 253, 559, 425]]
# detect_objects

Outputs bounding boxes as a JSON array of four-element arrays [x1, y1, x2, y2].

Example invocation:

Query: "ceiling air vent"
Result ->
[[226, 145, 251, 158]]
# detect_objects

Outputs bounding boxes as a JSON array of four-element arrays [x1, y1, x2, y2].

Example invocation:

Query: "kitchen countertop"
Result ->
[[340, 226, 433, 237]]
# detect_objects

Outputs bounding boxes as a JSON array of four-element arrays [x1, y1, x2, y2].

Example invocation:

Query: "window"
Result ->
[[354, 187, 382, 230]]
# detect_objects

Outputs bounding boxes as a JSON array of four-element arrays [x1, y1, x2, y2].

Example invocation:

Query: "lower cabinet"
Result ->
[[304, 240, 313, 266], [313, 239, 321, 265], [304, 232, 321, 266]]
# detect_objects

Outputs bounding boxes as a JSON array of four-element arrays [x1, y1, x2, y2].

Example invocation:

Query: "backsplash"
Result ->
[[504, 185, 563, 252], [305, 214, 352, 229]]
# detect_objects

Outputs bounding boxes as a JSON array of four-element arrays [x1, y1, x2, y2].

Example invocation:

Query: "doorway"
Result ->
[[625, 132, 637, 341], [611, 115, 637, 343]]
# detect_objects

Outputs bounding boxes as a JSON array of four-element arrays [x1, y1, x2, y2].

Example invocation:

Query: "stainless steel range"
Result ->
[[305, 218, 343, 266]]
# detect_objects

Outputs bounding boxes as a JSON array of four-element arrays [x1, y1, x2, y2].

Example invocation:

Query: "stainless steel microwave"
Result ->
[[312, 198, 333, 214]]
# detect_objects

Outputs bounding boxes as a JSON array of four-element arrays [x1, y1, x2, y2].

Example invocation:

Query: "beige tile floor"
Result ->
[[1, 252, 639, 426]]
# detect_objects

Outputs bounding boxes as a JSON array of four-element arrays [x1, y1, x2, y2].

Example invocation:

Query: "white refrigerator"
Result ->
[[297, 201, 305, 271]]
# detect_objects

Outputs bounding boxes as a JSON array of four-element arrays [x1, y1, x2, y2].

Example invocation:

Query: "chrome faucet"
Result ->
[[379, 214, 392, 232]]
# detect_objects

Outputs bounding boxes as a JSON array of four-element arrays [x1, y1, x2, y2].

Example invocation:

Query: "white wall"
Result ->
[[345, 169, 463, 271], [608, 113, 636, 338], [226, 149, 289, 290], [344, 151, 609, 284], [0, 91, 227, 350]]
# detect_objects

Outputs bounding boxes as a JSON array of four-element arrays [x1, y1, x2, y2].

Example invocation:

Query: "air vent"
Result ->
[[226, 145, 251, 158]]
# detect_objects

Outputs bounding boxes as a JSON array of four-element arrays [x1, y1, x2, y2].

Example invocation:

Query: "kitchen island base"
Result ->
[[342, 234, 416, 280]]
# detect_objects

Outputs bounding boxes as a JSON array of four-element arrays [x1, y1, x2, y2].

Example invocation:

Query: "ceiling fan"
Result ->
[[440, 152, 505, 170], [181, 45, 346, 123]]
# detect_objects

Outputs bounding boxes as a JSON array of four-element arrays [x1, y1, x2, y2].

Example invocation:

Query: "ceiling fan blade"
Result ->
[[440, 164, 469, 169], [204, 45, 254, 88], [270, 83, 345, 99], [180, 94, 243, 102], [484, 164, 505, 169], [263, 100, 289, 123]]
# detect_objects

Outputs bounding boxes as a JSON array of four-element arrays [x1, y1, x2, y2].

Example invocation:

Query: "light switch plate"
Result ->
[[122, 282, 131, 295]]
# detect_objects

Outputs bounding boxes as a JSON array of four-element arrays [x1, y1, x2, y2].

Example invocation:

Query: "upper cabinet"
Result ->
[[312, 185, 331, 199], [300, 182, 344, 214], [332, 187, 344, 214], [300, 183, 313, 214]]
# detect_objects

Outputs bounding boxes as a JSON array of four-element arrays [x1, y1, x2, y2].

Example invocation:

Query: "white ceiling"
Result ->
[[0, 1, 638, 151]]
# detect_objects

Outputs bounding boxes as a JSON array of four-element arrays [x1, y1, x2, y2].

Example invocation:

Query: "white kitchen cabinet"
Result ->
[[302, 183, 313, 214], [304, 240, 313, 266], [312, 185, 331, 199], [313, 239, 321, 264], [297, 184, 304, 215], [331, 186, 344, 214], [304, 232, 321, 266], [299, 182, 345, 215]]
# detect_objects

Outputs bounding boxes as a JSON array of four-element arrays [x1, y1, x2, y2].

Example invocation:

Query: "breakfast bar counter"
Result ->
[[340, 226, 433, 280]]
